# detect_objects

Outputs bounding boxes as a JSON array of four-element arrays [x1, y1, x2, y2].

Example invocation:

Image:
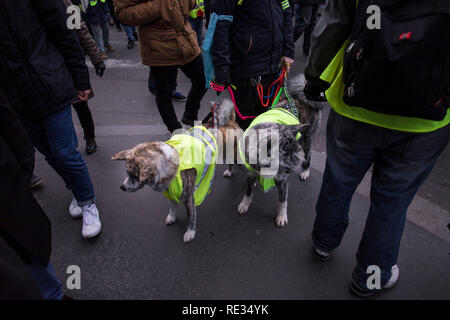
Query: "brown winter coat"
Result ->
[[114, 0, 201, 67]]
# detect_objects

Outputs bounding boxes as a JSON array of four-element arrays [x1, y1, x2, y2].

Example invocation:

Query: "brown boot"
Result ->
[[105, 44, 114, 52]]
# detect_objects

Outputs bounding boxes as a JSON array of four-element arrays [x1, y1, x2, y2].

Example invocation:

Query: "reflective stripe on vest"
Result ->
[[90, 0, 105, 7]]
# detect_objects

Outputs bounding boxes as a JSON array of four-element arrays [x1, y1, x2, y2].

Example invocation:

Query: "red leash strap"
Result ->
[[210, 82, 256, 121]]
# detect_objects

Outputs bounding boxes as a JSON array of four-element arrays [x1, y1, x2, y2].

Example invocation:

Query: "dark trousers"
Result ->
[[232, 74, 278, 130], [150, 54, 207, 133], [148, 69, 178, 94], [189, 17, 203, 47], [313, 110, 450, 290], [72, 101, 95, 139], [293, 4, 319, 52]]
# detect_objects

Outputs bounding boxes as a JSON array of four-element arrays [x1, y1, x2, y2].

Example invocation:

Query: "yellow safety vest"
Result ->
[[190, 0, 205, 19], [321, 42, 450, 133], [239, 108, 301, 192], [163, 126, 218, 206], [89, 0, 105, 7]]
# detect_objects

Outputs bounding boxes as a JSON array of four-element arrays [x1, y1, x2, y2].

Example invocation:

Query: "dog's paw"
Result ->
[[223, 169, 233, 178], [275, 214, 288, 227], [183, 229, 196, 243], [165, 214, 176, 225], [299, 168, 310, 181], [238, 197, 251, 215]]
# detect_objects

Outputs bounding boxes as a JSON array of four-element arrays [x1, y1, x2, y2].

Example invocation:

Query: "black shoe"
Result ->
[[127, 39, 135, 49], [313, 246, 331, 261], [350, 281, 375, 298], [29, 174, 44, 189], [148, 82, 156, 95], [181, 117, 195, 127], [172, 92, 187, 102], [85, 138, 97, 154]]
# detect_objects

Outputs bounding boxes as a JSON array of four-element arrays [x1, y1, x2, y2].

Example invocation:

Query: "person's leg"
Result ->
[[28, 259, 63, 300], [20, 116, 69, 186], [72, 101, 95, 140], [179, 54, 208, 124], [352, 124, 450, 291], [151, 66, 182, 133], [90, 23, 105, 53], [101, 21, 110, 47], [123, 25, 136, 41], [293, 4, 313, 43], [312, 110, 376, 253], [43, 106, 95, 205], [303, 4, 319, 54]]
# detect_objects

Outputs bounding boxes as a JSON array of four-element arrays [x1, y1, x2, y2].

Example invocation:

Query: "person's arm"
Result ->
[[62, 0, 104, 66], [304, 0, 355, 88], [114, 0, 161, 26], [210, 0, 239, 86], [33, 0, 91, 92]]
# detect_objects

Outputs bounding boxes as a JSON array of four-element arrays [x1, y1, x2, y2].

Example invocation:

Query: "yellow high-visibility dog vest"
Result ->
[[163, 126, 218, 206], [239, 108, 301, 192]]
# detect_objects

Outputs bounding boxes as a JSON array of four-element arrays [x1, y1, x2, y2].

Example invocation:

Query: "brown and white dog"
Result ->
[[112, 99, 239, 243]]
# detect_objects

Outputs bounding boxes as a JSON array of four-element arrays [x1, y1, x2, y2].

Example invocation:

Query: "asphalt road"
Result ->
[[32, 29, 450, 300]]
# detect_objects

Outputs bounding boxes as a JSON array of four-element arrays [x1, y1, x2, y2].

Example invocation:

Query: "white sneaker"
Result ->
[[81, 203, 102, 238], [384, 265, 400, 289], [69, 197, 82, 219]]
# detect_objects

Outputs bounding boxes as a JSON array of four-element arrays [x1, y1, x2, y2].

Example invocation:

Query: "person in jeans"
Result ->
[[304, 0, 450, 296], [115, 0, 207, 133], [293, 0, 324, 56], [189, 0, 205, 47], [0, 90, 64, 300], [63, 0, 106, 154], [0, 0, 102, 239], [84, 0, 114, 59], [123, 24, 138, 49]]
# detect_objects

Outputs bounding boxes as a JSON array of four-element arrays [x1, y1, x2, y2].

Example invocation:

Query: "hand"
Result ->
[[281, 56, 294, 74], [78, 89, 91, 101], [304, 81, 327, 102], [94, 61, 106, 77]]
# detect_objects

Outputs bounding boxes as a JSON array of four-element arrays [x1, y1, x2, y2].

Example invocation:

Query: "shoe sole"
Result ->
[[86, 148, 97, 154], [349, 282, 375, 298], [173, 98, 187, 102], [83, 227, 102, 239], [29, 179, 44, 189], [313, 247, 331, 262]]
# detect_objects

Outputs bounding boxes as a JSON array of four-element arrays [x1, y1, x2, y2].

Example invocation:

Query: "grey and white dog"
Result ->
[[226, 73, 326, 227], [112, 100, 237, 243]]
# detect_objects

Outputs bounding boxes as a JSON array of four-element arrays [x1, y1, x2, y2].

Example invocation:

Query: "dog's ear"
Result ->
[[112, 149, 131, 161], [139, 167, 154, 183]]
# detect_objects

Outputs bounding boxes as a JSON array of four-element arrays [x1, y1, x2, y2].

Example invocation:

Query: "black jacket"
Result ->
[[0, 0, 91, 118], [210, 0, 295, 79], [0, 90, 53, 268]]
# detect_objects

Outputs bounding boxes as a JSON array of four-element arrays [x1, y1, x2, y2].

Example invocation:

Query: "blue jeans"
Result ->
[[123, 25, 136, 41], [313, 110, 450, 291], [21, 106, 95, 206], [28, 260, 63, 300], [189, 17, 203, 47], [90, 21, 110, 53]]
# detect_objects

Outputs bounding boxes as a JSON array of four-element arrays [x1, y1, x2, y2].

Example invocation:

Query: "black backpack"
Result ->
[[342, 0, 450, 121]]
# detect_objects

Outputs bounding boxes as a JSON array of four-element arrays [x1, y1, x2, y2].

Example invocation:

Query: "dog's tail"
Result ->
[[288, 73, 327, 111], [215, 98, 236, 127]]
